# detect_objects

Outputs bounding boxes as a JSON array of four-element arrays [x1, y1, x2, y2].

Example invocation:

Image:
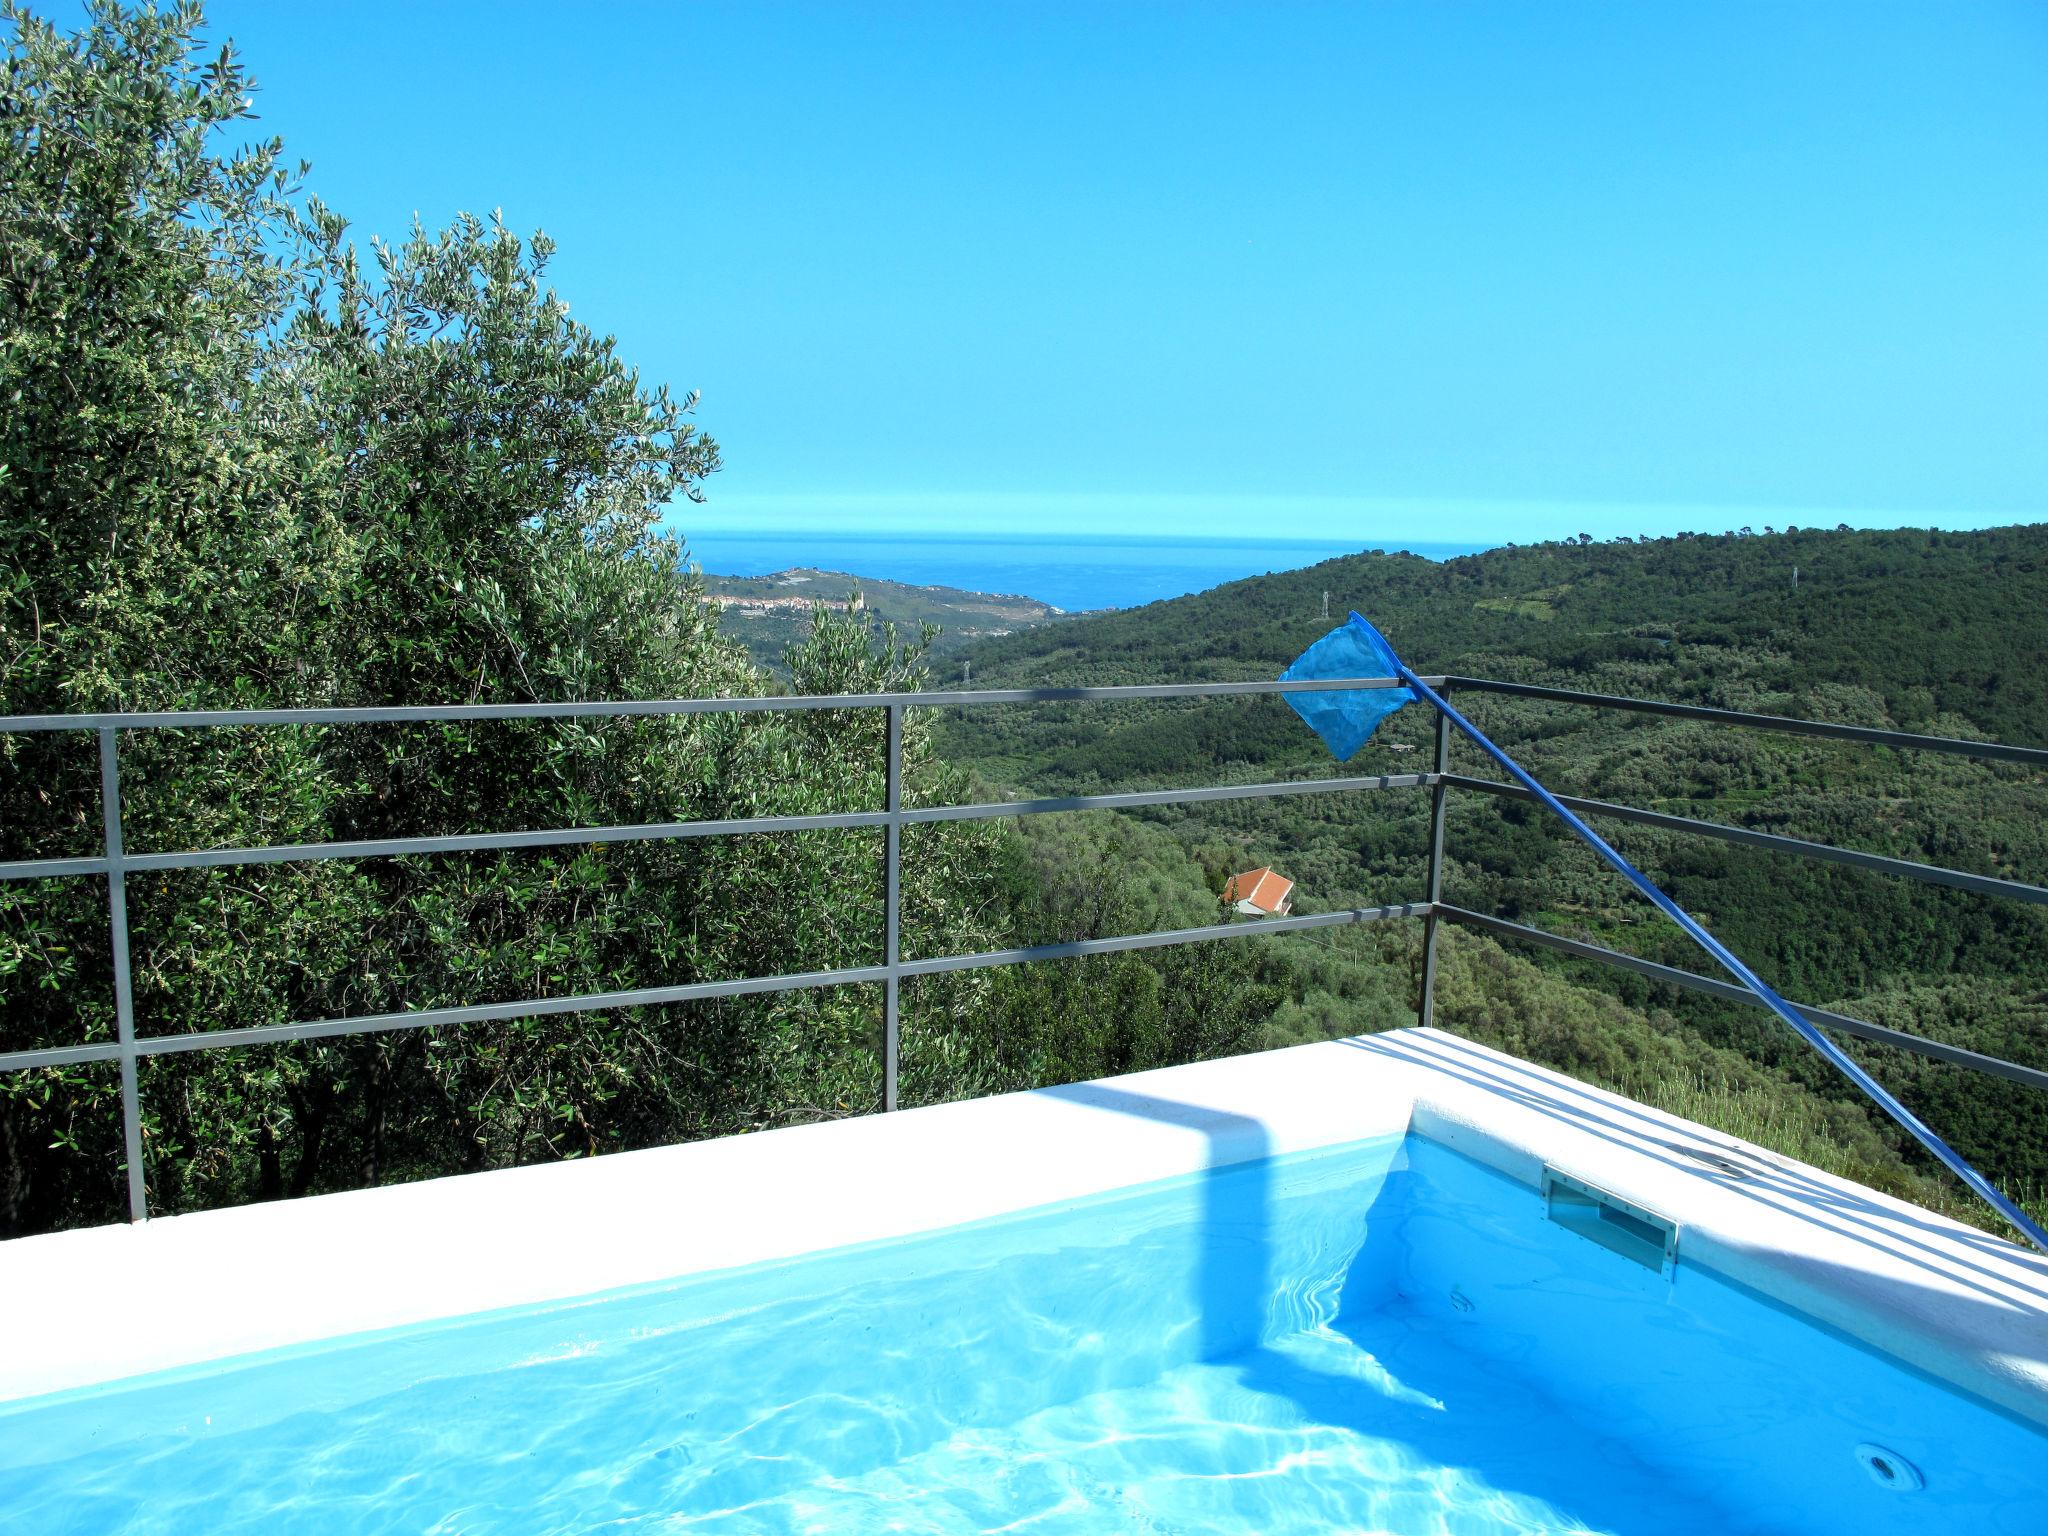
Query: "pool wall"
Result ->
[[2, 1027, 2045, 1433], [1385, 1139, 2048, 1530]]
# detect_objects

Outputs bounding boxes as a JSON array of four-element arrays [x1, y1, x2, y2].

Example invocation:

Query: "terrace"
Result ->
[[2, 674, 2045, 1531]]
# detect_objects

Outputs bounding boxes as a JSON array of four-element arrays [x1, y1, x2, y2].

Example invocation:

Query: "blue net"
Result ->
[[1280, 616, 1417, 761]]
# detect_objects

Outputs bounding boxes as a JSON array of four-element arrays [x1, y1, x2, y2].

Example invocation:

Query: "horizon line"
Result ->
[[677, 492, 2043, 545]]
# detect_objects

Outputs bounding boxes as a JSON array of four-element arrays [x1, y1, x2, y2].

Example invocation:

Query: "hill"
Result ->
[[952, 523, 2047, 738], [701, 567, 1065, 676], [937, 524, 2048, 1233]]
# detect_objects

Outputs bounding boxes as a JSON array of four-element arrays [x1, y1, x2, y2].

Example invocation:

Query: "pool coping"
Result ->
[[3, 1028, 2046, 1426]]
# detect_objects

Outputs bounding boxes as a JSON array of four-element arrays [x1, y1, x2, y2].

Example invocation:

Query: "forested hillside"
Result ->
[[954, 524, 2047, 746], [940, 525, 2048, 1232]]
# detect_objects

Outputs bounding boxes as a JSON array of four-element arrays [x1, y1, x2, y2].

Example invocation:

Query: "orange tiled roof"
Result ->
[[1225, 866, 1294, 913]]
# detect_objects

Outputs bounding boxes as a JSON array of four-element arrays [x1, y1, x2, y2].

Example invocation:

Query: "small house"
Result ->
[[1224, 866, 1294, 917]]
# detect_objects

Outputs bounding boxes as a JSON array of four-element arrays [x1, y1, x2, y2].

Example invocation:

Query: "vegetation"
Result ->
[[2, 4, 2039, 1246], [0, 0, 746, 1224], [942, 525, 2048, 1232], [0, 2, 1266, 1236]]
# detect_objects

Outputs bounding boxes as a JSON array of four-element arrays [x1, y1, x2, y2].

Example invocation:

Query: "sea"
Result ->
[[684, 531, 1490, 613]]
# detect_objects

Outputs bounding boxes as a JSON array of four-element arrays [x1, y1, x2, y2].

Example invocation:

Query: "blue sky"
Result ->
[[151, 2, 2048, 542]]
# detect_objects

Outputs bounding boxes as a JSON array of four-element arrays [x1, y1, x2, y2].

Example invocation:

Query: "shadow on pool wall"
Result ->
[[1043, 1072, 2048, 1536]]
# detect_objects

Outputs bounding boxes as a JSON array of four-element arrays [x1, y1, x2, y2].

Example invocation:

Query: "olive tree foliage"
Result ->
[[0, 0, 322, 714], [0, 2, 1031, 1233]]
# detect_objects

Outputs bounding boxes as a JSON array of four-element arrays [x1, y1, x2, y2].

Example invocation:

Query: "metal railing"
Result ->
[[1, 673, 2042, 1225], [1422, 678, 2048, 1105]]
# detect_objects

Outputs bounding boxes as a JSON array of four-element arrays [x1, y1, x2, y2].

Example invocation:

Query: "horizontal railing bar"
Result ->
[[1446, 775, 2048, 906], [1439, 905, 2048, 1092], [10, 894, 2036, 1088], [909, 677, 1443, 707], [94, 776, 1436, 876], [0, 903, 1431, 1072], [0, 854, 110, 883], [899, 902, 1428, 977], [128, 964, 901, 1058], [0, 1040, 123, 1072], [903, 773, 1435, 825], [14, 677, 2034, 770], [0, 676, 1443, 734], [121, 811, 895, 875], [1445, 677, 2048, 767]]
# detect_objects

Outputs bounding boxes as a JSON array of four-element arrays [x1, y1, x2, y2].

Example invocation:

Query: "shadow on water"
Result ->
[[1037, 1079, 1700, 1533], [1040, 1082, 1275, 1357]]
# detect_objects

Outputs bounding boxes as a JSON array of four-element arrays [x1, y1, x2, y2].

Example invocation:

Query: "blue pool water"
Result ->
[[3, 1135, 2043, 1533]]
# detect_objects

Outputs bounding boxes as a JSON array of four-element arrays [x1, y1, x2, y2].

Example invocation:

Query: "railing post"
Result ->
[[98, 727, 148, 1222], [883, 703, 902, 1111], [1417, 698, 1452, 1029]]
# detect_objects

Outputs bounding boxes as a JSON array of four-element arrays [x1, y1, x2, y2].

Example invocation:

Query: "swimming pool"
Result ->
[[4, 1123, 2042, 1534]]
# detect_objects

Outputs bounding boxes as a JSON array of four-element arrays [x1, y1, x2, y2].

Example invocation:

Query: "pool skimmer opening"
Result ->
[[1542, 1169, 1679, 1278]]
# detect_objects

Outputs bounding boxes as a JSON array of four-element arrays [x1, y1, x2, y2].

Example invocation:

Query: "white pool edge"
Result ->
[[3, 1027, 2045, 1427]]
